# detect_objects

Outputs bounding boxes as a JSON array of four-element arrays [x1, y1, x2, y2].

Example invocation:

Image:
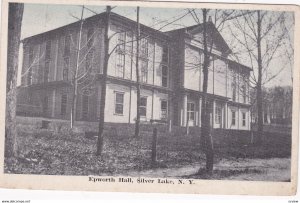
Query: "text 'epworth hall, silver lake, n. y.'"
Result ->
[[17, 11, 252, 130]]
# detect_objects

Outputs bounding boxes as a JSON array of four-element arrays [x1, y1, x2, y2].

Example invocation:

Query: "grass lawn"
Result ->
[[4, 125, 291, 181]]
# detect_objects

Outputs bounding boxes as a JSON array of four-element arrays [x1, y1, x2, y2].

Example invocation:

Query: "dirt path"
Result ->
[[124, 158, 291, 182]]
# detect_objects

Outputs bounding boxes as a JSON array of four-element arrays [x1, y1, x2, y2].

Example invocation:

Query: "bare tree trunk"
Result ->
[[71, 84, 78, 128], [5, 3, 24, 158], [256, 10, 263, 144], [134, 7, 141, 138], [97, 6, 111, 156], [70, 6, 85, 129], [200, 9, 214, 174]]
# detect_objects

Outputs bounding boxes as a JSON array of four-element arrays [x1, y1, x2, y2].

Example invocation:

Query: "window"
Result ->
[[61, 94, 67, 115], [162, 46, 168, 63], [43, 96, 48, 115], [140, 60, 148, 83], [232, 72, 237, 102], [232, 83, 236, 102], [27, 46, 34, 85], [87, 27, 94, 49], [140, 38, 148, 58], [44, 61, 50, 82], [242, 112, 246, 126], [28, 46, 34, 63], [231, 110, 236, 126], [82, 95, 89, 119], [45, 40, 51, 60], [86, 50, 94, 72], [27, 69, 32, 85], [116, 53, 125, 78], [126, 32, 133, 53], [215, 104, 222, 124], [187, 102, 195, 121], [162, 65, 168, 87], [161, 100, 168, 120], [64, 35, 71, 56], [63, 57, 69, 80], [117, 32, 126, 52], [242, 83, 247, 103], [140, 97, 147, 117], [115, 92, 124, 115]]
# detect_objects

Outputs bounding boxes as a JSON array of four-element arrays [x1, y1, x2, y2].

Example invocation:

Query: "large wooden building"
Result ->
[[17, 11, 252, 130]]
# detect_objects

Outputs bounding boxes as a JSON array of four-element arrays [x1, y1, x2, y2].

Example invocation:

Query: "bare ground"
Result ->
[[126, 158, 290, 181], [4, 125, 291, 181]]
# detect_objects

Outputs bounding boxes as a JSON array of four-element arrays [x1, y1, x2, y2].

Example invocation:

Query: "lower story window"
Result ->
[[140, 97, 147, 117], [187, 102, 195, 121], [115, 92, 124, 115], [82, 95, 89, 119], [61, 94, 67, 116], [231, 110, 236, 126], [215, 104, 222, 124], [242, 112, 246, 126], [43, 96, 48, 115], [161, 100, 168, 120]]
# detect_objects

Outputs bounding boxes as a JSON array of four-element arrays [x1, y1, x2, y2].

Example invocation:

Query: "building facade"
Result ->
[[17, 12, 251, 130]]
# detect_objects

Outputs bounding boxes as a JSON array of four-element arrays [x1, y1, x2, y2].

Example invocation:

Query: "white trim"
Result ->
[[114, 91, 125, 116]]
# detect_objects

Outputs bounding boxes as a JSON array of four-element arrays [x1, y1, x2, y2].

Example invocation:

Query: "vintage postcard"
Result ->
[[0, 0, 299, 195]]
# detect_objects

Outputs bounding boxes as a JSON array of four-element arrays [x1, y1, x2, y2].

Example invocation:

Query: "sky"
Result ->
[[18, 3, 294, 88]]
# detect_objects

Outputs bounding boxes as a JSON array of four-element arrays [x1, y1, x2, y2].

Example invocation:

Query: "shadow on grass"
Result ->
[[181, 167, 263, 180]]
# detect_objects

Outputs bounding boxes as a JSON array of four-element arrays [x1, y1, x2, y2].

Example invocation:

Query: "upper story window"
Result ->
[[140, 60, 148, 83], [27, 69, 32, 85], [162, 65, 168, 87], [44, 61, 50, 82], [162, 46, 168, 63], [29, 46, 34, 63], [140, 38, 148, 58], [86, 50, 94, 72], [64, 34, 71, 57], [27, 46, 34, 85], [232, 73, 237, 102], [116, 31, 126, 78], [126, 32, 133, 53], [63, 57, 69, 81], [45, 40, 51, 60], [242, 83, 247, 103], [117, 31, 126, 52], [116, 52, 125, 78], [87, 27, 94, 49]]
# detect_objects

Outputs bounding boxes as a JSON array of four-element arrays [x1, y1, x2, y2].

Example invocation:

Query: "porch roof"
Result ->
[[181, 88, 230, 101]]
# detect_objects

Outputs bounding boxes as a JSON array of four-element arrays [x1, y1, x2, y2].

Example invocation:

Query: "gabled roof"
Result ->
[[165, 22, 232, 55]]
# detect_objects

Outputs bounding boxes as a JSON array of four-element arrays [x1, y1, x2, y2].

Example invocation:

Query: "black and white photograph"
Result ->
[[1, 0, 299, 195]]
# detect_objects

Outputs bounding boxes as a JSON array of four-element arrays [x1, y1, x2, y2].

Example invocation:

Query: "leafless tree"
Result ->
[[229, 10, 291, 143], [6, 3, 24, 157], [134, 7, 141, 138], [68, 5, 100, 129], [96, 6, 111, 155], [187, 8, 249, 174]]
